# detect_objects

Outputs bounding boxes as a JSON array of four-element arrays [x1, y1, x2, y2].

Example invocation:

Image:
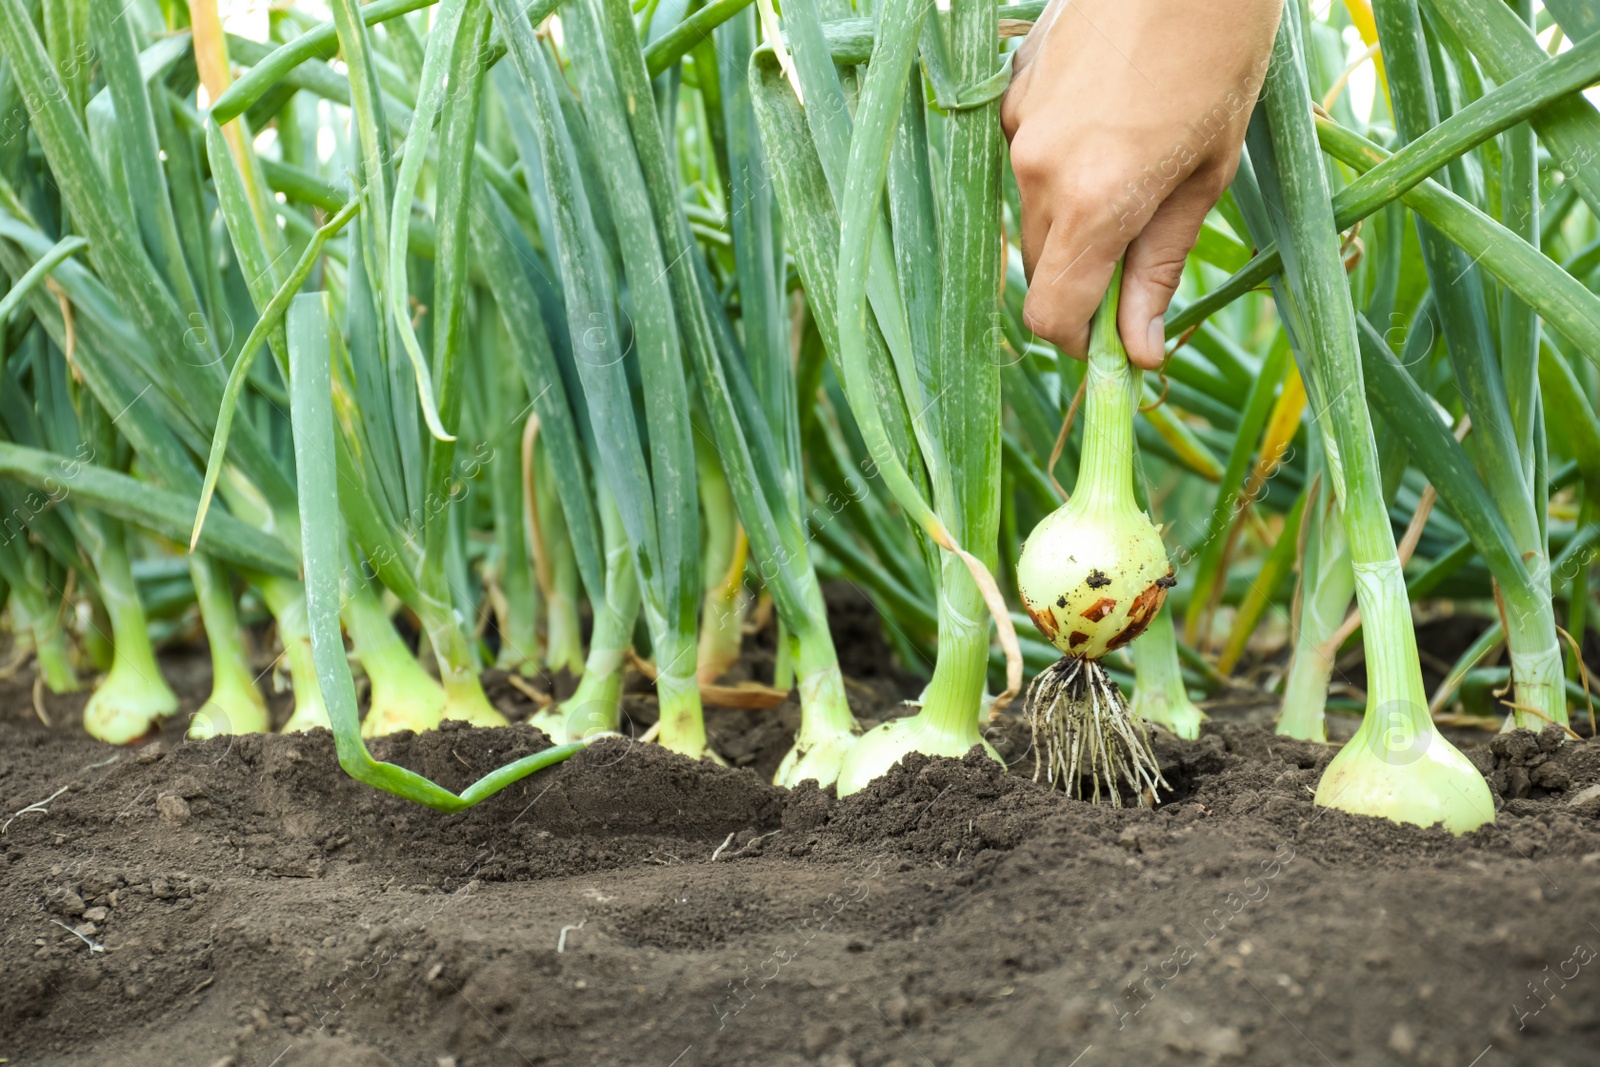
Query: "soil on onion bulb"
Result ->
[[3, 600, 1599, 1067]]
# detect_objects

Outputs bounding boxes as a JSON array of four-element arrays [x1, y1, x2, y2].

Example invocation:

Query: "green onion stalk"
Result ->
[[695, 438, 749, 683], [1276, 459, 1355, 743], [1275, 251, 1422, 745], [526, 429, 585, 678], [597, 0, 860, 776], [495, 0, 712, 760], [412, 591, 509, 728], [752, 0, 1022, 794], [776, 585, 857, 788], [1373, 0, 1566, 732], [574, 0, 713, 759], [1250, 10, 1492, 833], [79, 517, 177, 744], [834, 0, 1021, 795], [212, 475, 336, 736], [694, 0, 864, 783], [262, 576, 332, 734], [839, 555, 997, 794], [488, 341, 540, 675], [317, 0, 509, 732], [404, 0, 509, 731], [186, 554, 268, 738], [1127, 444, 1205, 740], [0, 1, 337, 739], [528, 484, 640, 742], [1129, 610, 1206, 741], [0, 551, 77, 694], [1017, 273, 1174, 803], [207, 469, 333, 736], [346, 583, 446, 738], [668, 3, 859, 787]]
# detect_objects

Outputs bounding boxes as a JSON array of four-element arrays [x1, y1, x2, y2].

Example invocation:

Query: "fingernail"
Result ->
[[1145, 318, 1165, 363]]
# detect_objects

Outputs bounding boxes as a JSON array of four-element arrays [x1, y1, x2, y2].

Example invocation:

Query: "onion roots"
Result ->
[[1028, 656, 1167, 806]]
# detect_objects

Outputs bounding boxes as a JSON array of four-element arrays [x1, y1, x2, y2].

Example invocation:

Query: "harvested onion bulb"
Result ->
[[1016, 268, 1175, 805]]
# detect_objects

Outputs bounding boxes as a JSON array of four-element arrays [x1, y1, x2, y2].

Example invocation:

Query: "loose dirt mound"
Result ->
[[5, 666, 1600, 1067]]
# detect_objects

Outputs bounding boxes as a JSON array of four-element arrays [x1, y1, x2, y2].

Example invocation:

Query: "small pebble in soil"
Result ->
[[158, 795, 191, 826]]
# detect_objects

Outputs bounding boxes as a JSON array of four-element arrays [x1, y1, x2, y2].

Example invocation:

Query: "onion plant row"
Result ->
[[0, 0, 1592, 830]]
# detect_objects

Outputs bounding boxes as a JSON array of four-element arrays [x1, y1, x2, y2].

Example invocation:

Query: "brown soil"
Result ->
[[4, 607, 1600, 1067]]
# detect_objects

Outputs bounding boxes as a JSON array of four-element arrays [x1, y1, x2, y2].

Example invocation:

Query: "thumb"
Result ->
[[1118, 174, 1219, 369]]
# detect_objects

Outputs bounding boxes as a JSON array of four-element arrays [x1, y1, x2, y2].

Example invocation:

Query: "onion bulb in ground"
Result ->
[[264, 580, 334, 734], [1016, 268, 1173, 804], [186, 556, 269, 739], [529, 487, 642, 744], [1310, 560, 1495, 834], [772, 601, 859, 790], [345, 588, 447, 738], [81, 522, 177, 744]]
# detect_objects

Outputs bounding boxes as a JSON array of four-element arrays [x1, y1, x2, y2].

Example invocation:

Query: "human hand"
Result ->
[[1001, 0, 1284, 368]]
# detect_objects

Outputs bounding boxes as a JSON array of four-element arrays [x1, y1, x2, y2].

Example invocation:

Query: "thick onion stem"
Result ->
[[533, 653, 624, 743], [919, 572, 993, 739], [266, 578, 332, 734], [1502, 560, 1566, 731], [346, 588, 446, 738], [655, 648, 717, 761], [1130, 610, 1205, 740], [537, 454, 585, 677], [187, 555, 268, 739], [82, 522, 176, 744], [12, 584, 78, 694], [774, 570, 860, 788], [530, 520, 640, 742], [696, 441, 748, 683], [419, 596, 508, 727], [836, 559, 995, 797], [1075, 295, 1141, 518], [1315, 561, 1496, 833], [1277, 492, 1353, 743], [1253, 12, 1493, 832]]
